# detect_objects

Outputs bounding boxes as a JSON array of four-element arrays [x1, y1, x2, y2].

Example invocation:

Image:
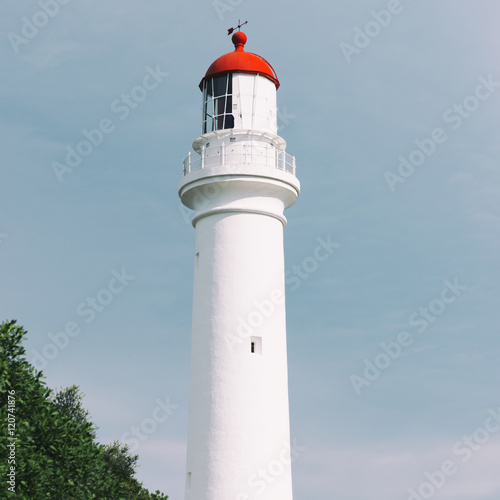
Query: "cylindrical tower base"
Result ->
[[185, 209, 293, 500]]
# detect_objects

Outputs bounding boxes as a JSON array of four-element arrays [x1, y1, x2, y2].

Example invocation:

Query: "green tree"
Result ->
[[0, 320, 168, 499], [52, 385, 93, 430]]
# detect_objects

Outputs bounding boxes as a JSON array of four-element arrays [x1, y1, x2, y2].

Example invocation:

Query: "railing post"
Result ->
[[221, 142, 225, 166], [188, 152, 191, 174], [201, 145, 205, 170]]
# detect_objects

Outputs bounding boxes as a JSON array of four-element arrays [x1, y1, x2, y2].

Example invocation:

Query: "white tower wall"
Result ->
[[186, 213, 291, 499], [232, 73, 278, 134]]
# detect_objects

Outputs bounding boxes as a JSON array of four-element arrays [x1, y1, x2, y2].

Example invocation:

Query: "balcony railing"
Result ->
[[182, 143, 296, 176]]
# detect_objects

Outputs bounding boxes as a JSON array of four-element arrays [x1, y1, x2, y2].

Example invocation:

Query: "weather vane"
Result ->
[[227, 20, 248, 35]]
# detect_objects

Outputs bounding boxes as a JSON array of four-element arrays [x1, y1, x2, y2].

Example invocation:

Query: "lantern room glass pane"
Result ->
[[213, 75, 228, 96], [203, 74, 233, 134]]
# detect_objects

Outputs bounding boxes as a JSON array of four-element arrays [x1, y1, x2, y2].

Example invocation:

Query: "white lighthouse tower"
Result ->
[[179, 26, 300, 500]]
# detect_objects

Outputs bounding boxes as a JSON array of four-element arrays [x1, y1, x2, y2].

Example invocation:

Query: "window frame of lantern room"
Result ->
[[202, 73, 235, 134]]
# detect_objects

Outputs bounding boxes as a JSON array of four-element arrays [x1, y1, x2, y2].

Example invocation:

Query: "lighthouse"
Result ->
[[179, 26, 300, 500]]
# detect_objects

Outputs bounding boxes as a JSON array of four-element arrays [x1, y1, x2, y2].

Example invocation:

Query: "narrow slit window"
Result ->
[[250, 336, 262, 355]]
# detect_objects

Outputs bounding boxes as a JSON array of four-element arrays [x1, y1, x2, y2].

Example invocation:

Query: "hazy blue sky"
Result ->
[[1, 1, 500, 499]]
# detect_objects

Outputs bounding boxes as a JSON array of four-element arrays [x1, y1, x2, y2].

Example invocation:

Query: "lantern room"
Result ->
[[199, 31, 280, 136]]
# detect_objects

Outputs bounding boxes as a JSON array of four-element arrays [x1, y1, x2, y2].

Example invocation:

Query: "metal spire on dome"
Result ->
[[227, 20, 247, 35]]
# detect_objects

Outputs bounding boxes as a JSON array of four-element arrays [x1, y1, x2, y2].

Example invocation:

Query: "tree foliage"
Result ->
[[0, 320, 168, 499]]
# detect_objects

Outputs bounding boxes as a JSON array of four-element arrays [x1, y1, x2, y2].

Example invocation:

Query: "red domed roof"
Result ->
[[199, 31, 280, 90]]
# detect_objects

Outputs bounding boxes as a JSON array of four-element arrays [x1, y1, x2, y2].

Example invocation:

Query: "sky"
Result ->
[[1, 1, 500, 499]]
